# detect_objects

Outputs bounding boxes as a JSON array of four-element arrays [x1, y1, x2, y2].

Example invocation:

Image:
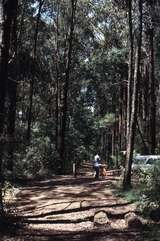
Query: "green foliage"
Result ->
[[138, 163, 160, 213], [117, 189, 140, 203], [67, 93, 97, 163], [4, 0, 159, 178], [116, 162, 160, 215], [2, 181, 13, 199], [110, 154, 119, 168], [95, 113, 116, 128], [2, 181, 18, 213], [11, 0, 129, 175], [14, 120, 55, 177]]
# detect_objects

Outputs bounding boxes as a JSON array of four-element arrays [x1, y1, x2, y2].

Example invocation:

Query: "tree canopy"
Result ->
[[0, 0, 160, 209]]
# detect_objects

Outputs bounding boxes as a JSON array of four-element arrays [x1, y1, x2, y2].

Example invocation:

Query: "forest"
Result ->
[[0, 0, 160, 240]]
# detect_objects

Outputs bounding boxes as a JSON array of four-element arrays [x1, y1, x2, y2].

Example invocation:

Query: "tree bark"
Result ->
[[27, 0, 44, 143], [59, 0, 77, 171], [123, 0, 143, 190], [55, 1, 60, 151], [126, 0, 134, 142], [149, 28, 156, 154], [7, 0, 18, 177], [136, 119, 149, 154], [0, 0, 17, 214]]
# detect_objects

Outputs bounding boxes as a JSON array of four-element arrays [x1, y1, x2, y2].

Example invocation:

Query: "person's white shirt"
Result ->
[[93, 154, 100, 167]]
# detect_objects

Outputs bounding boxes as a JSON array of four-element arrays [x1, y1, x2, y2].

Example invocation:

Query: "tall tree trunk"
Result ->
[[17, 0, 28, 45], [55, 1, 60, 151], [126, 0, 134, 142], [112, 128, 115, 156], [123, 83, 127, 148], [55, 65, 59, 151], [7, 0, 18, 177], [27, 0, 44, 142], [123, 0, 143, 190], [143, 64, 150, 145], [149, 28, 156, 154], [59, 0, 77, 171], [136, 118, 149, 153], [0, 0, 17, 214]]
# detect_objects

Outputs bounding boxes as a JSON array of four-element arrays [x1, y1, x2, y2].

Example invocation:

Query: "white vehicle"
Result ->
[[132, 155, 160, 171]]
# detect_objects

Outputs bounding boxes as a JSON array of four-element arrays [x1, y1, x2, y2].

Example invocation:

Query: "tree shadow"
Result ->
[[17, 201, 131, 219], [2, 226, 146, 241]]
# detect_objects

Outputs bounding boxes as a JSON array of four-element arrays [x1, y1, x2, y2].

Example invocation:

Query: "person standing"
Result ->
[[93, 153, 101, 179]]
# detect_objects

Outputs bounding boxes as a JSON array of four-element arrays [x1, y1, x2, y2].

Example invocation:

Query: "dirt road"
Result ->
[[0, 171, 151, 240]]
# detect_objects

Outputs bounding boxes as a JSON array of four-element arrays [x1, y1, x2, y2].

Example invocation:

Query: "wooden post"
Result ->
[[73, 162, 77, 177]]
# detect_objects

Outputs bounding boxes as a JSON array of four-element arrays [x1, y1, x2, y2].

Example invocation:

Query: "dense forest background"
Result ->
[[1, 0, 160, 212]]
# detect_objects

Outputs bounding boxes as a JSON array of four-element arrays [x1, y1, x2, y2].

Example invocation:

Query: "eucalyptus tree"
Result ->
[[126, 0, 133, 141], [0, 0, 18, 213], [3, 0, 159, 179], [123, 0, 143, 189], [27, 0, 45, 143], [145, 0, 158, 154], [58, 0, 77, 171]]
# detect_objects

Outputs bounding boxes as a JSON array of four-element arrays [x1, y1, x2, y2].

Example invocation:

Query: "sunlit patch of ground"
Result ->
[[1, 171, 150, 240]]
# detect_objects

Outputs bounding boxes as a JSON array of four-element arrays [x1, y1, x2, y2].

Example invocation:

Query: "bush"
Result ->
[[138, 163, 160, 213], [14, 136, 55, 177]]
